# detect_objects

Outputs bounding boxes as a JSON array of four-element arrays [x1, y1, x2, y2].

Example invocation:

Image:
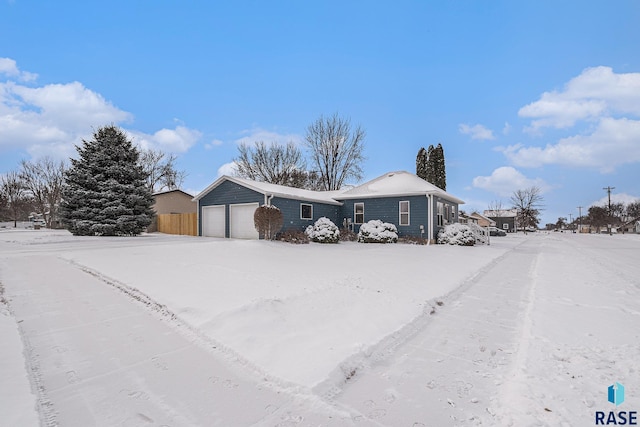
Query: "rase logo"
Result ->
[[610, 383, 626, 407], [596, 382, 637, 425]]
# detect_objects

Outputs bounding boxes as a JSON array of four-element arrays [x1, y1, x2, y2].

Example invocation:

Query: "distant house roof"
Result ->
[[153, 189, 194, 198], [470, 211, 496, 225], [336, 171, 465, 204], [193, 176, 345, 205], [483, 209, 517, 218]]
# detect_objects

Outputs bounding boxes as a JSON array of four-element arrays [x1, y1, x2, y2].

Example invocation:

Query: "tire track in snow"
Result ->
[[328, 236, 548, 426], [313, 238, 530, 402]]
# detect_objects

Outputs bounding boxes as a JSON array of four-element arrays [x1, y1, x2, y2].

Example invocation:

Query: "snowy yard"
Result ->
[[1, 229, 639, 426]]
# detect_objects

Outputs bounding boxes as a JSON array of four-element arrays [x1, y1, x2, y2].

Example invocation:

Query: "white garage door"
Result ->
[[202, 205, 225, 237], [229, 203, 259, 239]]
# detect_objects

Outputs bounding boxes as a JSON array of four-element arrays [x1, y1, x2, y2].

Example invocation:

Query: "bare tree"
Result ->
[[20, 157, 66, 228], [487, 200, 503, 217], [627, 200, 640, 219], [587, 206, 609, 233], [0, 171, 30, 227], [305, 113, 366, 191], [139, 148, 186, 193], [234, 141, 308, 187], [510, 186, 544, 232]]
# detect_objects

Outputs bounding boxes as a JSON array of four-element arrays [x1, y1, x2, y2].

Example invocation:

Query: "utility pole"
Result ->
[[577, 206, 583, 233], [603, 186, 615, 235], [568, 213, 573, 232], [603, 186, 615, 213]]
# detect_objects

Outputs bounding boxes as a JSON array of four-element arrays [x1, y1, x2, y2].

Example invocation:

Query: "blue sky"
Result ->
[[1, 1, 639, 225]]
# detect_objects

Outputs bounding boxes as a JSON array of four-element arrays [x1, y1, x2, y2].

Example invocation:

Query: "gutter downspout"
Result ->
[[427, 194, 433, 244], [265, 194, 274, 206], [197, 199, 200, 236]]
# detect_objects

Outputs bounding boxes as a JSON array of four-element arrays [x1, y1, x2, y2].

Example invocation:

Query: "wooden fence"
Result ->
[[157, 213, 197, 236]]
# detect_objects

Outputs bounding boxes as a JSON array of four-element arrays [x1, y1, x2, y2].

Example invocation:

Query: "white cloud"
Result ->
[[590, 193, 640, 208], [205, 139, 224, 150], [519, 66, 640, 132], [0, 58, 201, 161], [502, 122, 511, 135], [0, 57, 38, 82], [235, 127, 302, 146], [128, 126, 201, 153], [217, 161, 238, 177], [0, 79, 132, 159], [502, 117, 640, 172], [472, 166, 549, 197], [458, 123, 495, 140]]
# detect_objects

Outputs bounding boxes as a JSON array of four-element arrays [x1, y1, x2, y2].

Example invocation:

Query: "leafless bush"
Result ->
[[253, 205, 283, 240]]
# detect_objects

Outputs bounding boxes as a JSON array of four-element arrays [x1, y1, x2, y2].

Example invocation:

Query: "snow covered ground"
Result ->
[[0, 228, 638, 426]]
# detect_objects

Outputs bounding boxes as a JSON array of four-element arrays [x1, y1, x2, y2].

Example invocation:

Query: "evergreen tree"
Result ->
[[425, 144, 435, 184], [434, 143, 446, 190], [416, 147, 428, 180], [61, 125, 154, 236]]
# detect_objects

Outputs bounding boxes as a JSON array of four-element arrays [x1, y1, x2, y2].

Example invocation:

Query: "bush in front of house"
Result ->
[[437, 223, 475, 246], [305, 217, 340, 243], [339, 227, 358, 241], [277, 228, 309, 244], [254, 205, 283, 240], [357, 220, 398, 243]]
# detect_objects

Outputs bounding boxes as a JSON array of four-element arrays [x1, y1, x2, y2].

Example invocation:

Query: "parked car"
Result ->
[[489, 227, 506, 236]]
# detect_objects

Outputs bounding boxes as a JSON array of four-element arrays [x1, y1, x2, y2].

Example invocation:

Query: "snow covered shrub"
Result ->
[[254, 205, 283, 240], [467, 222, 488, 245], [305, 217, 340, 243], [357, 220, 398, 243], [437, 223, 475, 246], [277, 228, 309, 244]]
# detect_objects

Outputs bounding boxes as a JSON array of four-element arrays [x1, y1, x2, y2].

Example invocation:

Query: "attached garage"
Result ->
[[201, 205, 225, 237], [229, 203, 259, 239], [194, 175, 344, 240]]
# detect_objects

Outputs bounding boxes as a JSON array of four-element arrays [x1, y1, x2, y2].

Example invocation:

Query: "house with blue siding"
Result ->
[[193, 171, 464, 241]]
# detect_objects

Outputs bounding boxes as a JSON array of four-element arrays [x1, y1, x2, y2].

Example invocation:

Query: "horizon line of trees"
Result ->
[[0, 132, 186, 230]]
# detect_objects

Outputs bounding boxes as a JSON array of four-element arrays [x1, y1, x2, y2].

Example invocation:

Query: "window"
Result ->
[[437, 202, 444, 227], [399, 201, 410, 226], [301, 203, 313, 220], [354, 203, 364, 224]]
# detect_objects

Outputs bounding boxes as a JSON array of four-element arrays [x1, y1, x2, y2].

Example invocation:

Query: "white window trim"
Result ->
[[300, 203, 313, 220], [354, 202, 364, 224], [399, 200, 410, 226]]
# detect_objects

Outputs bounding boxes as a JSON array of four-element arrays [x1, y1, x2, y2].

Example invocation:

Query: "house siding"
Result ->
[[271, 197, 340, 232], [488, 216, 516, 232], [198, 180, 263, 236], [337, 196, 429, 237]]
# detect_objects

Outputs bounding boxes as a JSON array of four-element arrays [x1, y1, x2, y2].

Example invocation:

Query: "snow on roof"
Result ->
[[194, 171, 465, 205], [483, 209, 517, 218], [337, 171, 465, 204], [193, 176, 345, 205]]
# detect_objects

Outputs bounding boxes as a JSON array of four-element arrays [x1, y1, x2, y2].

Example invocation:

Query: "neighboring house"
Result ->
[[149, 189, 197, 232], [469, 212, 495, 228], [193, 171, 464, 241], [484, 209, 517, 233], [458, 212, 477, 225], [620, 217, 640, 234]]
